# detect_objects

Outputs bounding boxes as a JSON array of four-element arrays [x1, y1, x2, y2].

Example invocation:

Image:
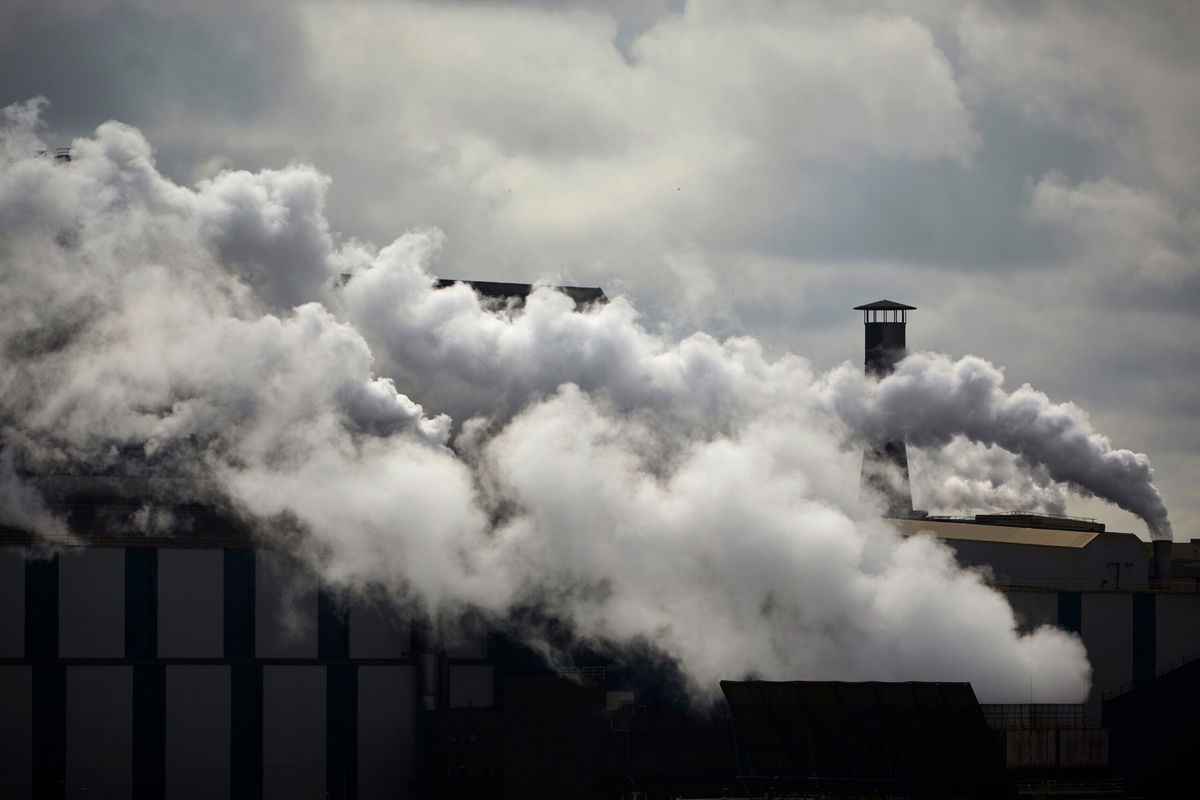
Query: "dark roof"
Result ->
[[436, 279, 607, 308], [721, 680, 1008, 796], [853, 299, 916, 310]]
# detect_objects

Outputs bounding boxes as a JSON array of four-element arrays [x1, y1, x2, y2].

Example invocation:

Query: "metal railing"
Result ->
[[988, 577, 1200, 594], [1014, 777, 1129, 797], [980, 704, 1099, 730]]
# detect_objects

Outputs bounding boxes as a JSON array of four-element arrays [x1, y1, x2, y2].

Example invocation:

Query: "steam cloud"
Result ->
[[828, 356, 1174, 540], [1, 98, 1168, 701], [910, 437, 1070, 518]]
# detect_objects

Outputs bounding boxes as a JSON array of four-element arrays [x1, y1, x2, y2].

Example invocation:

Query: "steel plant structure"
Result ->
[[0, 291, 1195, 799]]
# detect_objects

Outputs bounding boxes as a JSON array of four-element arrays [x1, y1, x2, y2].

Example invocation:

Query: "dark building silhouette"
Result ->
[[433, 675, 738, 800], [1104, 653, 1200, 799], [721, 679, 1011, 798], [854, 299, 916, 516], [2, 285, 1198, 799]]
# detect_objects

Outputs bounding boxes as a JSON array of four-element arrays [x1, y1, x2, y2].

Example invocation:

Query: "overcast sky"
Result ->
[[3, 0, 1197, 537]]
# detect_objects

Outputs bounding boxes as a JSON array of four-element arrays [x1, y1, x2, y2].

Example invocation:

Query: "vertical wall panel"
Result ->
[[1156, 594, 1200, 668], [326, 665, 357, 800], [125, 549, 157, 659], [1057, 591, 1082, 635], [65, 665, 132, 798], [263, 666, 325, 800], [25, 551, 58, 659], [0, 548, 25, 657], [0, 666, 33, 800], [1081, 593, 1132, 712], [358, 666, 417, 800], [229, 665, 262, 800], [224, 550, 255, 659], [59, 549, 124, 657], [318, 591, 349, 660], [32, 664, 65, 799], [159, 549, 223, 658], [165, 666, 231, 800], [348, 600, 409, 659], [1002, 591, 1058, 635], [449, 665, 495, 709], [1131, 593, 1156, 680], [256, 553, 316, 658], [132, 665, 165, 800]]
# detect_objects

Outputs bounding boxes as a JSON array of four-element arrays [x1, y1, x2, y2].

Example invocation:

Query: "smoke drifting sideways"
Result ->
[[0, 99, 1165, 703], [827, 356, 1174, 541]]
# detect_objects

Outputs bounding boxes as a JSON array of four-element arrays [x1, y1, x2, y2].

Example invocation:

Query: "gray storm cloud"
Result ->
[[3, 99, 1170, 701]]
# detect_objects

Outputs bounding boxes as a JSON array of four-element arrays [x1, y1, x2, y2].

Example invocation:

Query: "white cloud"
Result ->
[[298, 0, 976, 260]]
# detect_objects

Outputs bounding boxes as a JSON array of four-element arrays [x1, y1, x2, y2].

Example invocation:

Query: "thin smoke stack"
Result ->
[[8, 98, 1184, 701], [855, 300, 916, 518]]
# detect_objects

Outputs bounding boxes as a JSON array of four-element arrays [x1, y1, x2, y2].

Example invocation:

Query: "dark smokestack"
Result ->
[[854, 300, 916, 517], [1152, 540, 1172, 582]]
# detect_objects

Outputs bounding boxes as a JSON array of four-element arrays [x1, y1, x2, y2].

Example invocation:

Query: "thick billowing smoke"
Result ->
[[909, 437, 1070, 518], [4, 99, 1173, 701], [828, 355, 1174, 540]]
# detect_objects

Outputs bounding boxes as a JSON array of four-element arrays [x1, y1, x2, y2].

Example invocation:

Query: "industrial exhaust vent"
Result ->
[[854, 300, 916, 518]]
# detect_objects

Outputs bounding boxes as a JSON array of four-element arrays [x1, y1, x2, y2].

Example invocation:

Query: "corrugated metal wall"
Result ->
[[0, 544, 463, 800], [1003, 586, 1183, 714], [2, 541, 1197, 797]]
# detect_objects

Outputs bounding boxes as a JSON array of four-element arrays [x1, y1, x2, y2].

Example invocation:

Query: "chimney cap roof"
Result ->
[[853, 299, 916, 311]]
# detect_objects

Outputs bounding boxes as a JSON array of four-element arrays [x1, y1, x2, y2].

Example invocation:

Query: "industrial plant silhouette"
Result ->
[[1, 287, 1196, 799]]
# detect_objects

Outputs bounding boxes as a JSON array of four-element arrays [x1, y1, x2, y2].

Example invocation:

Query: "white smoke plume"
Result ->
[[909, 436, 1070, 518], [5, 98, 1175, 701], [827, 354, 1174, 540]]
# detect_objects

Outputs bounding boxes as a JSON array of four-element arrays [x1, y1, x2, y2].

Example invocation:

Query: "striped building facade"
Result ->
[[2, 520, 1198, 797], [0, 540, 493, 800]]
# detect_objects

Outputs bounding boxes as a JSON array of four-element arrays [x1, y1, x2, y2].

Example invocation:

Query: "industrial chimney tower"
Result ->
[[854, 300, 916, 517]]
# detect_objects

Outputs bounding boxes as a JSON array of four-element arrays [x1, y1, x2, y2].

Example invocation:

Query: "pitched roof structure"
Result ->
[[890, 517, 1101, 549], [852, 299, 917, 310]]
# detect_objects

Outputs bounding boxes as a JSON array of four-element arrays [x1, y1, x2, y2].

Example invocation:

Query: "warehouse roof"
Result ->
[[721, 680, 1007, 796], [890, 517, 1101, 548]]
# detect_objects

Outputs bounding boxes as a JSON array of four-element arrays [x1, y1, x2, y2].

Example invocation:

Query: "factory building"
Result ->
[[893, 514, 1200, 714], [1, 493, 719, 800], [0, 292, 1195, 798], [857, 300, 1200, 721], [0, 280, 606, 800], [0, 514, 469, 799], [721, 679, 1010, 799]]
